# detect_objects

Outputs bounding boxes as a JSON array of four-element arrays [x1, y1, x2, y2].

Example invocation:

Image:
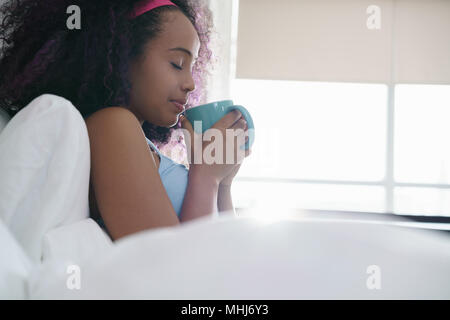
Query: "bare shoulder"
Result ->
[[85, 106, 140, 130], [84, 106, 148, 154]]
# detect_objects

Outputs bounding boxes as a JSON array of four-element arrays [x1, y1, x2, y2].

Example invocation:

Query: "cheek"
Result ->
[[131, 60, 177, 105], [133, 70, 158, 98]]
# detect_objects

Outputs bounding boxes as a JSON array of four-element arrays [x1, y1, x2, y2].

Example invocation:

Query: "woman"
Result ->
[[0, 0, 251, 240]]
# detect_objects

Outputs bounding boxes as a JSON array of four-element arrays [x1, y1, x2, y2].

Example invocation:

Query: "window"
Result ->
[[207, 0, 450, 217], [230, 81, 450, 217], [393, 85, 450, 216]]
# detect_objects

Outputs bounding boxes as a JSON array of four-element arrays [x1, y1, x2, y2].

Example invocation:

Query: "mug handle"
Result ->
[[228, 105, 255, 150]]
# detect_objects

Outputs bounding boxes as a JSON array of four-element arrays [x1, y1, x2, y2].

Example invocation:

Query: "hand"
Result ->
[[179, 110, 251, 185], [220, 148, 253, 187], [219, 163, 241, 187], [220, 120, 252, 186]]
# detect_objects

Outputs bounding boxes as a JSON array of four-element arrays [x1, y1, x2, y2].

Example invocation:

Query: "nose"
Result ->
[[182, 72, 196, 93]]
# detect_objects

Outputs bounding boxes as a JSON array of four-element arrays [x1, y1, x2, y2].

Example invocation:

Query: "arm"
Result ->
[[86, 107, 180, 241], [217, 184, 236, 216], [178, 169, 220, 222]]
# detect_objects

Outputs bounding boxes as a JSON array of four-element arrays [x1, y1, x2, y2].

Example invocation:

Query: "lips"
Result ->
[[172, 99, 187, 105], [170, 100, 185, 113]]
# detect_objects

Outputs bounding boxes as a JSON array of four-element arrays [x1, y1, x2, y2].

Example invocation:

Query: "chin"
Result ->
[[168, 121, 178, 128], [167, 113, 181, 128], [157, 120, 176, 129], [151, 113, 179, 128]]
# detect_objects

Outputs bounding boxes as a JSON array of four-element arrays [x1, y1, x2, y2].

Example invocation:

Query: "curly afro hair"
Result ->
[[0, 0, 216, 148]]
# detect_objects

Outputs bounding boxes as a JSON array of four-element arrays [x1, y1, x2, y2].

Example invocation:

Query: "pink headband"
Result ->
[[129, 0, 178, 19]]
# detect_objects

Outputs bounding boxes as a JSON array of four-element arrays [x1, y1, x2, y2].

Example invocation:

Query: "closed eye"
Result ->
[[171, 62, 182, 70]]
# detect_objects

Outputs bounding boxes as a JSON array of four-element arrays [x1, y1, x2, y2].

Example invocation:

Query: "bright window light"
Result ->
[[231, 80, 387, 181], [394, 187, 450, 216], [395, 84, 450, 184]]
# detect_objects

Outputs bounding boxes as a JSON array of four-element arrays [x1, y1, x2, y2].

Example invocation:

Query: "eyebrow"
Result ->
[[168, 47, 198, 61]]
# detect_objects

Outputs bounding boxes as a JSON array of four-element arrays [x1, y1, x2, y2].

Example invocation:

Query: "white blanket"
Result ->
[[27, 213, 450, 299]]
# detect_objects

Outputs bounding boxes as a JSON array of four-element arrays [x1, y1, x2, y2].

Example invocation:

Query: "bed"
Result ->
[[1, 94, 450, 299]]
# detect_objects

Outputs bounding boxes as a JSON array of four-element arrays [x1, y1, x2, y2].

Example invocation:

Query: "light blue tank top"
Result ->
[[144, 137, 189, 217], [94, 138, 189, 235]]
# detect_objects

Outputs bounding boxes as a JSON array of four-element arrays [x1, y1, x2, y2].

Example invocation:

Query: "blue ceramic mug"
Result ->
[[183, 100, 255, 150]]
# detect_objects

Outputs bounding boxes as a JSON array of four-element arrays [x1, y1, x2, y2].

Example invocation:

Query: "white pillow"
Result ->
[[41, 217, 113, 263], [0, 107, 11, 135], [0, 94, 91, 263], [0, 218, 34, 299]]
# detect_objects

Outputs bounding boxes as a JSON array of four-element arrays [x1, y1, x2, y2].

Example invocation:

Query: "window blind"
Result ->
[[236, 0, 450, 84]]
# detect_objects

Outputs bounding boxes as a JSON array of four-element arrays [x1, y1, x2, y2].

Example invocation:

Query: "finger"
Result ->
[[213, 109, 243, 129], [179, 115, 195, 163], [229, 110, 245, 128], [240, 147, 251, 160], [235, 136, 251, 162], [236, 147, 251, 163], [230, 117, 247, 130], [235, 130, 251, 154], [233, 127, 248, 144], [179, 114, 193, 132], [234, 127, 248, 144]]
